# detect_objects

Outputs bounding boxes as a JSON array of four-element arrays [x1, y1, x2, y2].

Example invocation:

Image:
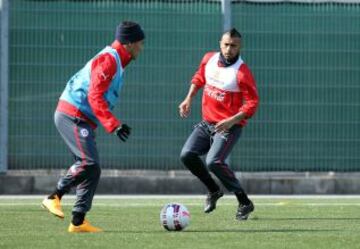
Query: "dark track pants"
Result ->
[[180, 121, 244, 193], [54, 112, 101, 214]]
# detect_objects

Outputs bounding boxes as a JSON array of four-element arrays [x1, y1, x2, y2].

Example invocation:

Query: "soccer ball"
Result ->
[[160, 203, 190, 231]]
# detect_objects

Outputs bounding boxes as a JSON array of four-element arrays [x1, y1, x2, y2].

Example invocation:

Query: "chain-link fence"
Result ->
[[1, 0, 359, 172]]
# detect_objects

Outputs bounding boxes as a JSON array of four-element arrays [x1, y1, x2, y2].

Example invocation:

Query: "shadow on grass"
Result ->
[[185, 228, 340, 233], [254, 217, 360, 221], [103, 228, 340, 234]]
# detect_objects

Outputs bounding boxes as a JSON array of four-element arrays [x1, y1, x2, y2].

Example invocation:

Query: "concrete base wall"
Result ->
[[1, 170, 360, 195]]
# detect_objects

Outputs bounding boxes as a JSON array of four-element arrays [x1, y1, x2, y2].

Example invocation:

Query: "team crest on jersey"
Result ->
[[80, 128, 89, 137], [69, 165, 77, 174]]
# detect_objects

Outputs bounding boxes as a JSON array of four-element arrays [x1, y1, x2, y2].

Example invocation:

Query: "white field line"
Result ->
[[0, 195, 360, 207]]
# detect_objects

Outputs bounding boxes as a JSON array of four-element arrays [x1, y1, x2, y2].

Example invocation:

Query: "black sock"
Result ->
[[72, 212, 85, 226], [48, 189, 66, 200], [200, 175, 220, 193], [235, 191, 251, 205]]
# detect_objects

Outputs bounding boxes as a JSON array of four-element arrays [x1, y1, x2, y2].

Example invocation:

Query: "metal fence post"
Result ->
[[221, 0, 233, 167], [0, 0, 9, 173], [221, 0, 232, 31]]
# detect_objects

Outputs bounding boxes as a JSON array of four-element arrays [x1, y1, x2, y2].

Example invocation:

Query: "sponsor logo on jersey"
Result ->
[[204, 85, 225, 102]]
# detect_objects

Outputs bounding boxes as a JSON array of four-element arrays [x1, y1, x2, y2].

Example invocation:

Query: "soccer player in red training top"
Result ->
[[179, 28, 259, 220], [41, 21, 145, 232]]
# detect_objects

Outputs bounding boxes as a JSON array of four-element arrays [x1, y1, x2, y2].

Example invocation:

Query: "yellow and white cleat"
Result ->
[[68, 220, 103, 233], [41, 195, 64, 219]]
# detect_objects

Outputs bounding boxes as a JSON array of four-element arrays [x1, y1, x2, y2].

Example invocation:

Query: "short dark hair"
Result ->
[[223, 28, 242, 39]]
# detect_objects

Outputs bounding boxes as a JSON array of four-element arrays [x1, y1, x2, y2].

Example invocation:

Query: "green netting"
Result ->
[[8, 0, 360, 171], [231, 2, 360, 171]]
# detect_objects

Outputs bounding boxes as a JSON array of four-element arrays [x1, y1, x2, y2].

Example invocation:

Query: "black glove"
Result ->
[[115, 124, 131, 142]]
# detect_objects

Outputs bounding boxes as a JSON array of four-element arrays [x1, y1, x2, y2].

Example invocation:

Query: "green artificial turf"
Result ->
[[1, 196, 359, 249]]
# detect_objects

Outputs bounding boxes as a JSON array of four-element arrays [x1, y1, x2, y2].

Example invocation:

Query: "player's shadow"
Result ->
[[184, 228, 340, 233], [104, 217, 348, 234], [104, 227, 340, 234], [105, 227, 343, 234], [257, 217, 360, 221]]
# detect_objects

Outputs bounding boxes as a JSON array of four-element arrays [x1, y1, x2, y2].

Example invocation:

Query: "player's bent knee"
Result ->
[[180, 151, 197, 165]]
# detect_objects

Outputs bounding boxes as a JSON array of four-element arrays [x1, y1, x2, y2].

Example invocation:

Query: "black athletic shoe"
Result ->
[[236, 200, 254, 221], [204, 190, 224, 213]]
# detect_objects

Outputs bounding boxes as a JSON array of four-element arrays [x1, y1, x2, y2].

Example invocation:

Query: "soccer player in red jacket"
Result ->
[[42, 21, 145, 232], [179, 28, 259, 220]]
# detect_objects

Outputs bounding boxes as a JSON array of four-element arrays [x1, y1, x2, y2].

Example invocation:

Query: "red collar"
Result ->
[[111, 40, 132, 68]]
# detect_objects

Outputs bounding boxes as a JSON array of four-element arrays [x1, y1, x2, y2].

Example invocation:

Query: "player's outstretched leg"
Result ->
[[236, 199, 254, 221], [41, 195, 64, 219], [204, 190, 224, 213]]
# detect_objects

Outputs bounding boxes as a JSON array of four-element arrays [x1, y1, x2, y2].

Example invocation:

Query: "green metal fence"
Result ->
[[7, 0, 360, 171], [231, 2, 360, 171]]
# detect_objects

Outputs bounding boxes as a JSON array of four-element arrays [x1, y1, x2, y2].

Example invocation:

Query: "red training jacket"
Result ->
[[191, 52, 259, 127]]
